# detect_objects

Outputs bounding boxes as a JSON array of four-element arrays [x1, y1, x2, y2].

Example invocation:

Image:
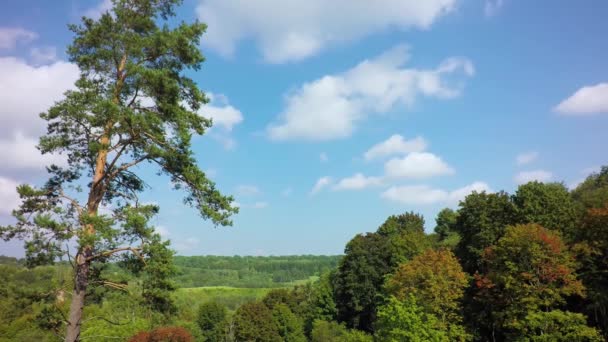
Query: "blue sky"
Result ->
[[0, 0, 607, 256]]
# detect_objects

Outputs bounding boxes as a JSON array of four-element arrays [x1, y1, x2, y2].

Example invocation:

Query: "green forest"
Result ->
[[0, 0, 607, 341]]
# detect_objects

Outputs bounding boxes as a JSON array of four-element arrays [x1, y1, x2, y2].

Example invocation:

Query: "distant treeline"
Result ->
[[173, 255, 342, 288]]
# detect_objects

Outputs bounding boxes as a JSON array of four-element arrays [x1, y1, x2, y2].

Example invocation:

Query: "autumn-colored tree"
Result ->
[[453, 191, 519, 274], [474, 224, 585, 339], [128, 326, 193, 342], [0, 1, 236, 341], [385, 249, 468, 331]]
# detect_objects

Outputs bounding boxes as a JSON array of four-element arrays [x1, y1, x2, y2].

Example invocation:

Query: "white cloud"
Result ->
[[236, 185, 261, 196], [30, 46, 57, 65], [0, 57, 79, 137], [364, 134, 427, 161], [554, 83, 608, 115], [0, 27, 37, 50], [384, 152, 454, 179], [484, 0, 504, 17], [516, 151, 538, 166], [0, 57, 78, 178], [196, 0, 457, 63], [267, 45, 473, 141], [320, 152, 329, 162], [202, 93, 244, 131], [310, 176, 333, 195], [252, 201, 268, 209], [0, 176, 21, 215], [84, 0, 113, 20], [381, 181, 491, 205], [514, 170, 554, 185], [332, 173, 382, 191], [0, 132, 66, 172]]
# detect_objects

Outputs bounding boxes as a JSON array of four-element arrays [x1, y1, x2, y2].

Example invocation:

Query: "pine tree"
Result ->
[[0, 1, 237, 341]]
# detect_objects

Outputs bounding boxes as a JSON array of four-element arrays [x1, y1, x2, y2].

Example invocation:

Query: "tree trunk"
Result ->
[[65, 250, 91, 342]]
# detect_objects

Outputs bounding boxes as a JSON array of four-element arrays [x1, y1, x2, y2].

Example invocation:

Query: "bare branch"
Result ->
[[86, 246, 145, 264]]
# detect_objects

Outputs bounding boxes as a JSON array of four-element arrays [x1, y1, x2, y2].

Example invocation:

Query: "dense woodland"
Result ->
[[2, 167, 608, 341], [0, 0, 607, 341]]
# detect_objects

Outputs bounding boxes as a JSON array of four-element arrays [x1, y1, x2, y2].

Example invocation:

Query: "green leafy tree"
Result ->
[[434, 208, 459, 240], [513, 181, 577, 239], [453, 191, 519, 274], [385, 249, 469, 335], [197, 302, 227, 342], [375, 295, 448, 342], [514, 310, 602, 342], [310, 320, 372, 342], [570, 165, 608, 338], [0, 1, 236, 340], [334, 212, 429, 332], [233, 302, 281, 342], [474, 224, 584, 340], [271, 303, 306, 342], [333, 233, 391, 332], [377, 211, 425, 236]]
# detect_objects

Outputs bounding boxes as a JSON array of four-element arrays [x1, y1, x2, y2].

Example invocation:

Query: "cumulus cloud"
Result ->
[[310, 177, 333, 195], [0, 133, 66, 172], [384, 152, 454, 179], [202, 93, 244, 131], [516, 151, 538, 166], [0, 57, 78, 179], [0, 27, 37, 50], [381, 181, 491, 205], [0, 176, 21, 215], [30, 46, 58, 65], [554, 83, 608, 115], [197, 0, 457, 63], [514, 170, 553, 185], [332, 173, 383, 191], [364, 134, 427, 161], [267, 45, 473, 141]]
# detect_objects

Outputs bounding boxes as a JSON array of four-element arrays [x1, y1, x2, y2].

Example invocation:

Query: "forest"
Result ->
[[0, 0, 606, 341]]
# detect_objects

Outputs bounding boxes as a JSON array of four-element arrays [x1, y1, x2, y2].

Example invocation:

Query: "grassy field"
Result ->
[[175, 286, 274, 312]]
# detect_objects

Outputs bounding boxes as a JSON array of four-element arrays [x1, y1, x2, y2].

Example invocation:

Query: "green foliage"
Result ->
[[474, 224, 584, 340], [434, 208, 459, 239], [196, 302, 227, 342], [375, 295, 448, 342], [514, 310, 602, 342], [173, 255, 340, 288], [513, 181, 577, 239], [572, 166, 608, 209], [453, 191, 519, 274], [271, 303, 306, 342], [377, 211, 425, 236], [310, 320, 372, 342], [333, 232, 391, 332], [385, 249, 469, 331], [334, 212, 430, 332], [232, 301, 281, 342]]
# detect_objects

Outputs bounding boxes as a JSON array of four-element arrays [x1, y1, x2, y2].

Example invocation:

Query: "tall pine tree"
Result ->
[[0, 1, 237, 341]]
